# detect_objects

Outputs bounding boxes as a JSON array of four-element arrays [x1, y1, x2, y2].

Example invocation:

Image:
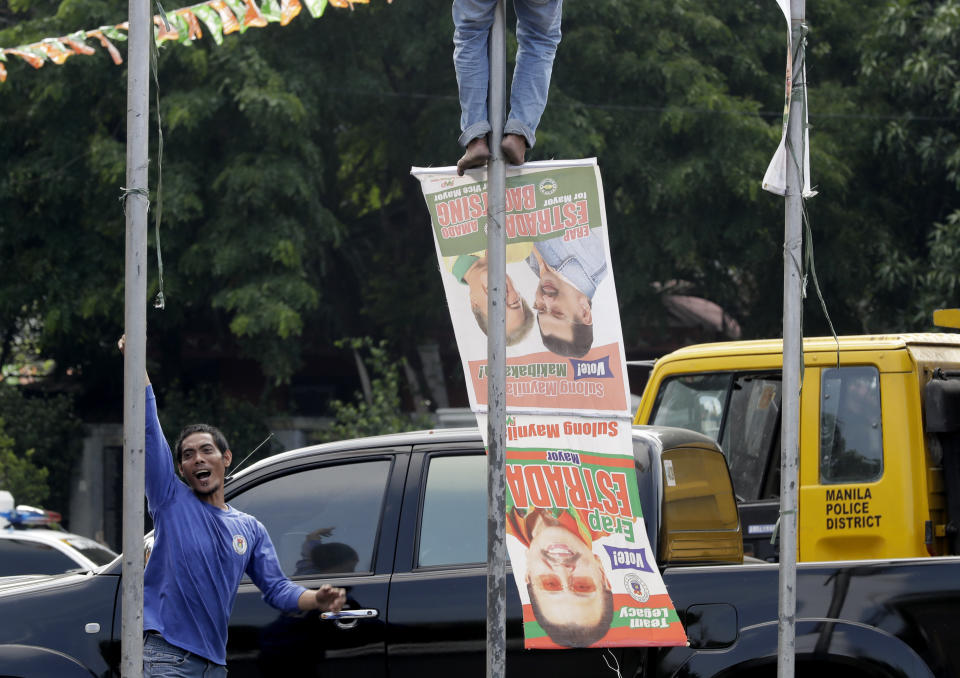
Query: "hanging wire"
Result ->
[[602, 649, 623, 678], [149, 2, 167, 309], [784, 22, 839, 372]]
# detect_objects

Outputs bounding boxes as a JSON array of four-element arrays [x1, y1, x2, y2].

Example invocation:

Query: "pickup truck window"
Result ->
[[820, 366, 883, 483], [418, 454, 487, 567], [229, 459, 392, 577]]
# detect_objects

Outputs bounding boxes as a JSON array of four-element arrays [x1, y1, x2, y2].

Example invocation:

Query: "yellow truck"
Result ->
[[633, 324, 960, 562]]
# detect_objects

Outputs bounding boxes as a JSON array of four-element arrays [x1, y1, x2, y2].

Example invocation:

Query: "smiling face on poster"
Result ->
[[473, 412, 687, 649], [423, 160, 632, 417]]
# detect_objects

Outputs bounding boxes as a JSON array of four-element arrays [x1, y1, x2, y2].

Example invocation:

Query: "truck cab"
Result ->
[[634, 332, 960, 562]]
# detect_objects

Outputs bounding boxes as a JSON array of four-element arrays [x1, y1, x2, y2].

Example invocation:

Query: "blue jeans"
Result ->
[[452, 0, 562, 149], [143, 632, 228, 678]]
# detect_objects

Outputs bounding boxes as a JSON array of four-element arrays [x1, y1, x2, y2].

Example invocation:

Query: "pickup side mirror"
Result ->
[[659, 446, 743, 565]]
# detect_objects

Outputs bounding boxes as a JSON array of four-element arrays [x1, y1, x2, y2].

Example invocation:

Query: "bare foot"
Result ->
[[500, 134, 526, 166], [457, 137, 491, 176]]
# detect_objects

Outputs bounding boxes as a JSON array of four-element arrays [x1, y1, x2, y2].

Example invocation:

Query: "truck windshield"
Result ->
[[651, 372, 782, 502]]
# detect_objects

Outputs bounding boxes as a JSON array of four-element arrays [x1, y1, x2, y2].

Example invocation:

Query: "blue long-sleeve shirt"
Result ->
[[143, 385, 306, 665]]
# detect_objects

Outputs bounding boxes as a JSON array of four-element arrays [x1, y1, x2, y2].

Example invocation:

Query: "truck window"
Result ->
[[418, 454, 487, 567], [229, 459, 391, 577], [820, 366, 883, 483], [651, 372, 781, 502], [650, 373, 730, 439], [719, 375, 782, 501]]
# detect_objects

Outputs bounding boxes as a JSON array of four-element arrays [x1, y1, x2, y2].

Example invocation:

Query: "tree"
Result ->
[[316, 337, 432, 443], [2, 0, 957, 424], [0, 416, 49, 508], [857, 0, 960, 329], [0, 384, 84, 514]]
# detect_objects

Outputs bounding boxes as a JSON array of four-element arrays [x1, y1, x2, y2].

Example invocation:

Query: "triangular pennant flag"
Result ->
[[210, 0, 241, 34], [193, 5, 224, 45], [65, 31, 96, 55], [280, 0, 302, 25], [153, 15, 180, 43], [39, 38, 73, 64], [302, 0, 326, 18], [177, 10, 204, 40], [222, 0, 254, 30], [6, 48, 46, 69], [88, 29, 123, 65], [242, 0, 268, 28]]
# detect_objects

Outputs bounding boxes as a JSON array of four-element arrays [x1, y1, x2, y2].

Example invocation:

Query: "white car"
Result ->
[[0, 528, 118, 577]]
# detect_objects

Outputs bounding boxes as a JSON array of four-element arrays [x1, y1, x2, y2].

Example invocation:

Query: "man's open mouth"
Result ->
[[542, 545, 579, 566], [195, 470, 211, 480]]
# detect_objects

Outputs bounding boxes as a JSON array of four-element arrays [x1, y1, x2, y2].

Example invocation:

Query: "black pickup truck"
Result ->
[[0, 425, 957, 677]]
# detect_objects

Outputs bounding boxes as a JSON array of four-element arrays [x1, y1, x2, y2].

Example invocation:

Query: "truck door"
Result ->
[[800, 366, 892, 561], [223, 450, 408, 677]]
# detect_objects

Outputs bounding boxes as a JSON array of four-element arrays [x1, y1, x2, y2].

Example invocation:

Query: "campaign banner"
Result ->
[[481, 412, 688, 648], [412, 159, 631, 417], [412, 159, 686, 649]]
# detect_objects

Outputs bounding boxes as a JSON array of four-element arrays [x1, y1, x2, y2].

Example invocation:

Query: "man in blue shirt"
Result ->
[[120, 337, 346, 677]]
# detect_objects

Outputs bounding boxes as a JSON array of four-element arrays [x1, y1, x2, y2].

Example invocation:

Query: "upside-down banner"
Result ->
[[411, 158, 686, 649]]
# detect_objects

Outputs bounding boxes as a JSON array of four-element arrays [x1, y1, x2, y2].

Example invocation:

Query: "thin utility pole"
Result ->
[[485, 1, 507, 677], [778, 1, 806, 676], [121, 0, 150, 671]]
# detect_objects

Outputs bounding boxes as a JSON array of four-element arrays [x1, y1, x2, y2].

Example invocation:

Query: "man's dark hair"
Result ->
[[527, 584, 614, 647], [174, 424, 230, 464], [539, 321, 593, 358]]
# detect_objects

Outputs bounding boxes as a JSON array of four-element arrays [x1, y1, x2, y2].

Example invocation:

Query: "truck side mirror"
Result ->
[[924, 375, 960, 433], [660, 446, 743, 565]]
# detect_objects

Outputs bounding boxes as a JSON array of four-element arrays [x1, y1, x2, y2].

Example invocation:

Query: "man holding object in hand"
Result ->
[[119, 336, 346, 677]]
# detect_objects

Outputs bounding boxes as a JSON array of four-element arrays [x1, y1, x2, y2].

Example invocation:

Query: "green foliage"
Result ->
[[156, 381, 277, 471], [0, 416, 51, 508], [855, 0, 960, 330], [2, 0, 960, 421], [316, 337, 432, 443], [0, 384, 83, 513]]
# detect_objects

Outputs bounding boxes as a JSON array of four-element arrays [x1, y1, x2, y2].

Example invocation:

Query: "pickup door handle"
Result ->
[[321, 608, 378, 629]]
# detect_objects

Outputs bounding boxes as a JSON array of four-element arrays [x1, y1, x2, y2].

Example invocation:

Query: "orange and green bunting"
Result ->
[[0, 0, 387, 84]]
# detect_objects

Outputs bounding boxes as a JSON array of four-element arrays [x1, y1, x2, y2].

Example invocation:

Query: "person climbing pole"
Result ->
[[452, 0, 562, 175]]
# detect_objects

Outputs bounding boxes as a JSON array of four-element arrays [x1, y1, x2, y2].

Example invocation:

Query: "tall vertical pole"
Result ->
[[778, 1, 805, 676], [486, 1, 507, 678], [121, 0, 150, 671]]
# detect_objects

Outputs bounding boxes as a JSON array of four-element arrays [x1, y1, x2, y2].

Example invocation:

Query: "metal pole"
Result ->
[[486, 1, 507, 677], [121, 0, 150, 671], [778, 1, 805, 676]]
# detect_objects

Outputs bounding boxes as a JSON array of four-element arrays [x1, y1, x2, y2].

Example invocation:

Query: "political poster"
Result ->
[[414, 159, 630, 416], [411, 158, 686, 649]]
